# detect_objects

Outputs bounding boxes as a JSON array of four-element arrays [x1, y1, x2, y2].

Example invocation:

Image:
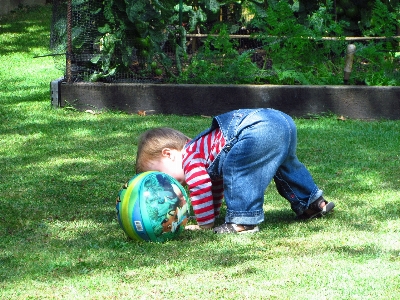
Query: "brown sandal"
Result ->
[[298, 197, 335, 220]]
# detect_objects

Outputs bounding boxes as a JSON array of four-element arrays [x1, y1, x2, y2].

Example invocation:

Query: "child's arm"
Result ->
[[183, 154, 216, 226]]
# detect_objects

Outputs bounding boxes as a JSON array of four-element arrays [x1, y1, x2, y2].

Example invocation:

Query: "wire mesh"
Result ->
[[49, 0, 400, 85]]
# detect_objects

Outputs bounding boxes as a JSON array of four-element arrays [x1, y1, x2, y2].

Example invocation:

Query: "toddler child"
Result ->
[[135, 108, 335, 234]]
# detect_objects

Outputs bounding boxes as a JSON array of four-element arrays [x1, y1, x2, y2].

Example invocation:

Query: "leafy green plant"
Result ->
[[351, 41, 400, 86], [248, 0, 348, 85], [176, 24, 269, 84], [64, 0, 187, 81], [347, 1, 400, 86], [51, 0, 399, 85], [361, 0, 398, 37], [173, 0, 399, 86]]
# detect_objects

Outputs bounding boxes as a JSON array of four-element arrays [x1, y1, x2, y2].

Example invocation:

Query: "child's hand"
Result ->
[[199, 222, 214, 229], [185, 224, 201, 231], [185, 222, 214, 230]]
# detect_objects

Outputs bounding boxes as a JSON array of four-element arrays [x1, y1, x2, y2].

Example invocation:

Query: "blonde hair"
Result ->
[[135, 127, 189, 173]]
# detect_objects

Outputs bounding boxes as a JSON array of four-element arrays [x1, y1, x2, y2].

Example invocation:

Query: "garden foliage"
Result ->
[[53, 0, 400, 85]]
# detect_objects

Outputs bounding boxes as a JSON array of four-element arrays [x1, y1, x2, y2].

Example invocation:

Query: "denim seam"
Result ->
[[275, 170, 300, 202], [226, 209, 264, 217]]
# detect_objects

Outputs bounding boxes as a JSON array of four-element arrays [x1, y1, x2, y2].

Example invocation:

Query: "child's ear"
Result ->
[[161, 148, 172, 158]]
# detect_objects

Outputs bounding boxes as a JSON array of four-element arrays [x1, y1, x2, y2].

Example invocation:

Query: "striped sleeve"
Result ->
[[211, 179, 224, 217], [183, 128, 226, 226], [183, 152, 215, 225]]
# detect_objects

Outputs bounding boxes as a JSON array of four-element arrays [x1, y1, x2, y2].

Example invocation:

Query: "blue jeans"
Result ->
[[205, 109, 322, 225]]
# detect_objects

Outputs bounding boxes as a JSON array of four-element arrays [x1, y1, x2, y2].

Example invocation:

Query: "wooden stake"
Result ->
[[344, 44, 356, 84]]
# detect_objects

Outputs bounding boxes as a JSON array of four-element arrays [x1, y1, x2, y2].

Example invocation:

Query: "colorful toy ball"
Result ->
[[116, 171, 191, 242]]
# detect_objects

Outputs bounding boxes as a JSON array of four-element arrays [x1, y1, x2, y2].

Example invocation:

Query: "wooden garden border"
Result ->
[[51, 80, 400, 120]]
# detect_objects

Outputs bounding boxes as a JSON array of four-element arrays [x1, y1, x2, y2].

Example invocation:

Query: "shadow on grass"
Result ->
[[1, 111, 399, 285], [2, 115, 399, 228], [0, 115, 212, 232], [1, 85, 51, 107], [0, 5, 52, 56]]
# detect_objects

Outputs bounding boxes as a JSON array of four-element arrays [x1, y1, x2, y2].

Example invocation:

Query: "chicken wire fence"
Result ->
[[50, 0, 266, 83], [49, 0, 400, 85]]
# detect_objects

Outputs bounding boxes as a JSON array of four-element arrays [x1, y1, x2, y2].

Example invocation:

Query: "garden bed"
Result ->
[[51, 80, 400, 120]]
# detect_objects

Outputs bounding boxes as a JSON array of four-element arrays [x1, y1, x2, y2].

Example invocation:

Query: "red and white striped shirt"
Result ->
[[182, 128, 226, 225]]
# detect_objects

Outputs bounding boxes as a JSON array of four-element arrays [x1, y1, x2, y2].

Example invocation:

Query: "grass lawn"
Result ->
[[1, 5, 399, 299]]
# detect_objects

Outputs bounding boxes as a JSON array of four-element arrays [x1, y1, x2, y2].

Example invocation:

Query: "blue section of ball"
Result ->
[[132, 192, 151, 241]]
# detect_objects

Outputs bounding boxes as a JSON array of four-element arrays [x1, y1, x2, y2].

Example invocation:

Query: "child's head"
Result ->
[[135, 128, 189, 180]]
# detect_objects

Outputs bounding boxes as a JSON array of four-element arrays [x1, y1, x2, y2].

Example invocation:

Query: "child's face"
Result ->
[[147, 149, 186, 184]]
